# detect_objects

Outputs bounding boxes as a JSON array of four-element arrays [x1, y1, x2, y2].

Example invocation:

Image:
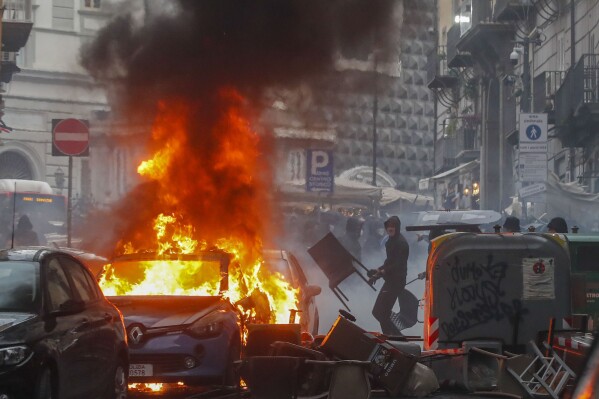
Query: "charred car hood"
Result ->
[[108, 295, 227, 328], [0, 312, 36, 333], [0, 312, 38, 345]]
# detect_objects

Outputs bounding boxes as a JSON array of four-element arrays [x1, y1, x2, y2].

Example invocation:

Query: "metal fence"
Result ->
[[556, 54, 599, 125], [533, 71, 565, 114]]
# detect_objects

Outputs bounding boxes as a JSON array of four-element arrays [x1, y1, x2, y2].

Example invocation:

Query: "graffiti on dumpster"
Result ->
[[441, 254, 528, 340]]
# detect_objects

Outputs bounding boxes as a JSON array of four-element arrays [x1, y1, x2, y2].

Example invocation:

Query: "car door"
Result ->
[[58, 255, 119, 397], [43, 257, 91, 399]]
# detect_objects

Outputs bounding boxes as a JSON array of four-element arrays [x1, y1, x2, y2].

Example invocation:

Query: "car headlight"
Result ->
[[0, 346, 31, 367], [187, 311, 226, 338]]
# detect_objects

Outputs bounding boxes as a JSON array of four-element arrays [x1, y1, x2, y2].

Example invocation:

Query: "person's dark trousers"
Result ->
[[372, 280, 404, 336]]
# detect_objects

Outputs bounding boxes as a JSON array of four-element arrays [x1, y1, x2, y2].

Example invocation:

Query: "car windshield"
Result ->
[[263, 256, 292, 282], [99, 258, 223, 296], [0, 262, 40, 312]]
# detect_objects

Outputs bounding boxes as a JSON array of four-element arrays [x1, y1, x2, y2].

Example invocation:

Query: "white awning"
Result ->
[[278, 177, 433, 207], [430, 160, 479, 180]]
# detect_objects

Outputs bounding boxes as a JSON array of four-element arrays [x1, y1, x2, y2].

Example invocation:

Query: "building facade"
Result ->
[[315, 0, 436, 192], [1, 0, 111, 202], [427, 0, 599, 226], [3, 1, 437, 217]]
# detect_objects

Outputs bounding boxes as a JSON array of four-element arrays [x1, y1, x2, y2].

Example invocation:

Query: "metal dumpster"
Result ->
[[424, 232, 572, 351]]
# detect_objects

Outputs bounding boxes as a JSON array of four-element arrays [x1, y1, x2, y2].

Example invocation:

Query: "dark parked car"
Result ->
[[263, 250, 321, 335], [99, 250, 242, 394], [0, 247, 128, 399]]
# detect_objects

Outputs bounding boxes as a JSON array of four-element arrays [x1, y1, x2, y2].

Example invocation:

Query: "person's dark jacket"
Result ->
[[380, 216, 409, 286], [13, 215, 39, 246]]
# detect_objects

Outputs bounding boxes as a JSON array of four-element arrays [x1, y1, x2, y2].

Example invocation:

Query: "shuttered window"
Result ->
[[52, 0, 74, 30]]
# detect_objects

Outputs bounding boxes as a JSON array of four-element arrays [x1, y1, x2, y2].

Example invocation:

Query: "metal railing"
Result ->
[[555, 54, 599, 126], [493, 0, 533, 21], [3, 0, 32, 22], [446, 24, 461, 66], [426, 45, 454, 84], [533, 71, 565, 114]]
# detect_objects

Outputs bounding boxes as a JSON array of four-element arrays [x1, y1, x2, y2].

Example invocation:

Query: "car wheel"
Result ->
[[34, 367, 54, 399], [224, 339, 241, 387], [106, 360, 128, 399]]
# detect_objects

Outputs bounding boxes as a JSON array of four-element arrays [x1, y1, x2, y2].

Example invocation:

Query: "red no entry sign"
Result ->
[[52, 118, 90, 156]]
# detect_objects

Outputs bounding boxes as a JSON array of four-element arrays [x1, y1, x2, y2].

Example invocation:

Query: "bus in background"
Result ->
[[0, 179, 67, 247]]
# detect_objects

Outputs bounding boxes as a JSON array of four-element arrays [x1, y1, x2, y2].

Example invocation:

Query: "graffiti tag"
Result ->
[[441, 254, 528, 340]]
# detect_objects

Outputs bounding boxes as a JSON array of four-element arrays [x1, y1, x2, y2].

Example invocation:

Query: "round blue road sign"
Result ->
[[526, 124, 542, 141]]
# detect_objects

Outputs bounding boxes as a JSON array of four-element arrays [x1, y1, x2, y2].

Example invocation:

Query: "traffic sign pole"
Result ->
[[67, 156, 72, 247], [51, 118, 89, 247]]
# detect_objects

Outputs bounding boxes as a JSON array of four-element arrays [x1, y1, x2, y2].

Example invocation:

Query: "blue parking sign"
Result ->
[[306, 150, 334, 192]]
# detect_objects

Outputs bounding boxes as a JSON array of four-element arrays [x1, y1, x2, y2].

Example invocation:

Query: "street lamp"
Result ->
[[54, 167, 65, 192]]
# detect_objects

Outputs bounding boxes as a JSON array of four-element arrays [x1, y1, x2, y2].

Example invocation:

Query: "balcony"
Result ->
[[434, 126, 479, 173], [2, 0, 33, 53], [455, 1, 515, 75], [533, 71, 565, 125], [493, 0, 533, 22], [426, 45, 459, 89], [555, 54, 599, 147], [447, 24, 473, 68]]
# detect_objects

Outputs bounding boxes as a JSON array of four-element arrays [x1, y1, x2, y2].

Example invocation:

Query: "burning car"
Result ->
[[262, 250, 321, 335], [99, 250, 242, 394]]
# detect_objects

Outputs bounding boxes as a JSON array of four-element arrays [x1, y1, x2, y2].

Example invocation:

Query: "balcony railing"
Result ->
[[494, 0, 533, 21], [447, 24, 473, 68], [533, 71, 565, 123], [555, 54, 599, 145], [556, 55, 599, 122], [435, 127, 479, 173], [1, 0, 33, 54], [427, 45, 458, 89], [3, 0, 32, 22]]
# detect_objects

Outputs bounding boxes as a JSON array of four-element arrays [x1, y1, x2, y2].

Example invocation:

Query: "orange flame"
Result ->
[[101, 90, 297, 324]]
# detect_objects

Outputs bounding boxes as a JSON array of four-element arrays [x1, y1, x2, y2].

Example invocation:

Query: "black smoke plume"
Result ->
[[78, 0, 397, 257], [82, 0, 396, 108]]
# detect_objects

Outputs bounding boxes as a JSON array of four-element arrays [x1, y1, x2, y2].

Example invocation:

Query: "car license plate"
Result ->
[[129, 364, 153, 377]]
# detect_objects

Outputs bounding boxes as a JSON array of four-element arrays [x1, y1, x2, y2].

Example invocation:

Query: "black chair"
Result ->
[[241, 356, 371, 399], [308, 232, 375, 311]]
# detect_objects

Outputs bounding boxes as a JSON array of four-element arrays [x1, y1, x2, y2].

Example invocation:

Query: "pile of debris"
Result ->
[[236, 313, 593, 399]]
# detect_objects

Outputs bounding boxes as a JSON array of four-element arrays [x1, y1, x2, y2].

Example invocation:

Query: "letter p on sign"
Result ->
[[306, 149, 334, 192], [311, 151, 329, 175]]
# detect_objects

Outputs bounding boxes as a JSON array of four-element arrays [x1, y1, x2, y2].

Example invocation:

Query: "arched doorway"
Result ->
[[0, 151, 34, 179]]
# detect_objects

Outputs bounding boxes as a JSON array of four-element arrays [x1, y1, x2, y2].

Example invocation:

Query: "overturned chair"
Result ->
[[308, 232, 375, 311], [240, 355, 371, 399]]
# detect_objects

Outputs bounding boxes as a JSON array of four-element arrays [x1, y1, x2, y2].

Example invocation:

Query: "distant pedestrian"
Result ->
[[428, 227, 448, 254], [547, 217, 568, 233], [503, 216, 521, 233], [12, 215, 39, 247], [338, 217, 364, 261]]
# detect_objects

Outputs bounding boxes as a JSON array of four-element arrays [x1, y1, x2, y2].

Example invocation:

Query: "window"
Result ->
[[47, 258, 74, 312], [83, 0, 101, 9], [61, 257, 97, 302], [0, 262, 39, 312], [84, 267, 104, 298]]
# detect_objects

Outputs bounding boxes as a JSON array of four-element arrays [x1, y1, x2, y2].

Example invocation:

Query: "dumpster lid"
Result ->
[[406, 210, 501, 231]]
